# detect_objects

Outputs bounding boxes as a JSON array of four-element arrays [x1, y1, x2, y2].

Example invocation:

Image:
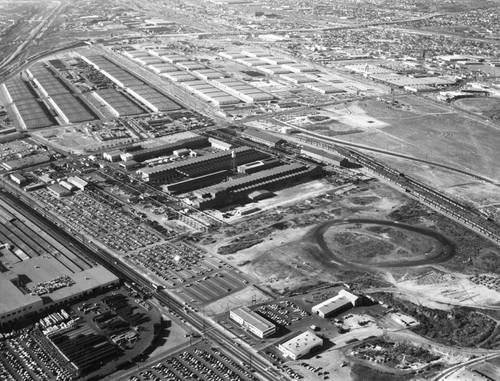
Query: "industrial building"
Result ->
[[280, 74, 317, 84], [176, 61, 206, 71], [230, 306, 276, 338], [159, 54, 189, 64], [47, 183, 72, 198], [103, 149, 122, 162], [79, 54, 181, 113], [241, 128, 284, 148], [148, 62, 180, 74], [0, 202, 119, 326], [208, 137, 233, 151], [300, 146, 344, 166], [237, 158, 281, 174], [282, 63, 317, 73], [138, 146, 269, 183], [162, 71, 198, 82], [123, 50, 151, 60], [240, 48, 270, 58], [10, 173, 28, 186], [258, 66, 292, 75], [165, 170, 229, 195], [312, 289, 360, 318], [27, 64, 97, 124], [304, 82, 345, 94], [67, 176, 89, 191], [181, 80, 241, 106], [192, 69, 225, 80], [278, 331, 323, 360], [2, 78, 56, 129], [190, 163, 322, 209], [218, 51, 247, 59], [236, 58, 269, 67], [211, 78, 274, 103], [120, 135, 209, 162], [93, 88, 145, 117], [0, 263, 118, 326], [135, 56, 164, 66], [260, 56, 296, 65], [2, 154, 52, 171]]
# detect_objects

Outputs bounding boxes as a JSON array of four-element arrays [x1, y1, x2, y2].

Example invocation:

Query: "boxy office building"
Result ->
[[230, 306, 276, 338]]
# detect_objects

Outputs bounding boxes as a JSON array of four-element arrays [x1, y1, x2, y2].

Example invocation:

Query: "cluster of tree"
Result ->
[[373, 292, 497, 348], [388, 200, 432, 222]]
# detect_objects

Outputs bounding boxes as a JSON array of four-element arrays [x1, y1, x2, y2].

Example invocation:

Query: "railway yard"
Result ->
[[2, 0, 500, 380]]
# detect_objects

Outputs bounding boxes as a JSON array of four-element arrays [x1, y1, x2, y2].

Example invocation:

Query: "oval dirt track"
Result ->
[[312, 218, 456, 270]]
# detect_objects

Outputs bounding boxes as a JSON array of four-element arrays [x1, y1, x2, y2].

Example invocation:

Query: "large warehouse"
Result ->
[[190, 163, 322, 209], [79, 54, 181, 113], [312, 289, 360, 318], [278, 331, 323, 360], [0, 200, 119, 327], [0, 263, 118, 326], [2, 154, 52, 171], [138, 146, 269, 183], [230, 306, 276, 338], [211, 78, 274, 103]]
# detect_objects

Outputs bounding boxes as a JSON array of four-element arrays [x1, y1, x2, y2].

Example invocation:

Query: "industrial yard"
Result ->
[[1, 0, 500, 380]]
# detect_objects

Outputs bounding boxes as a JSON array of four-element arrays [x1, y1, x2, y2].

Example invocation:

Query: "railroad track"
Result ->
[[0, 184, 285, 381]]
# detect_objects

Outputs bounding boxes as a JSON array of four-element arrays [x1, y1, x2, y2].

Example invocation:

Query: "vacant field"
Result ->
[[328, 96, 500, 184]]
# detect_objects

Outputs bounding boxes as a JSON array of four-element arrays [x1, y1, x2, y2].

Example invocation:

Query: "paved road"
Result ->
[[0, 184, 284, 381]]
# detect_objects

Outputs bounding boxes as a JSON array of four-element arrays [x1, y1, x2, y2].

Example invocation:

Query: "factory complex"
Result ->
[[0, 201, 118, 326], [189, 162, 321, 209], [120, 47, 276, 106], [80, 54, 181, 113]]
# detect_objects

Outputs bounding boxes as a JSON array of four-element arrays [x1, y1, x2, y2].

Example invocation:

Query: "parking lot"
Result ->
[[176, 269, 250, 305], [125, 344, 258, 381], [0, 329, 77, 381], [125, 241, 251, 305], [127, 241, 214, 287], [255, 300, 310, 327], [32, 188, 162, 253]]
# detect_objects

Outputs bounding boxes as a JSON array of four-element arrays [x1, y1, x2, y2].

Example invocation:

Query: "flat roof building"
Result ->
[[230, 306, 276, 338], [208, 137, 233, 151], [0, 254, 118, 326], [47, 183, 72, 198], [2, 154, 51, 171], [10, 173, 27, 185], [191, 163, 321, 209], [279, 331, 323, 360]]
